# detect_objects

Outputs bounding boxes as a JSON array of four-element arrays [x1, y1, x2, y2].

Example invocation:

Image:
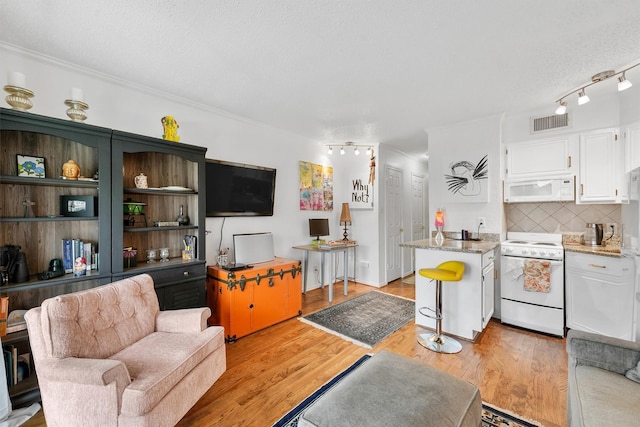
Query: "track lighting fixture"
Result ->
[[618, 72, 633, 91], [577, 89, 590, 105], [554, 60, 638, 114], [326, 141, 375, 156]]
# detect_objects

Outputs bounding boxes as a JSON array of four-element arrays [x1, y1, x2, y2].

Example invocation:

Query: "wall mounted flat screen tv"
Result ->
[[206, 159, 276, 217]]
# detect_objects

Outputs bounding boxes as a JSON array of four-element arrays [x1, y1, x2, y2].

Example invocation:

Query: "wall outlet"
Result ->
[[477, 217, 486, 228]]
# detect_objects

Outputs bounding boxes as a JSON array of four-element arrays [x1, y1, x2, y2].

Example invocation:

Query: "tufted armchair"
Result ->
[[25, 274, 226, 427]]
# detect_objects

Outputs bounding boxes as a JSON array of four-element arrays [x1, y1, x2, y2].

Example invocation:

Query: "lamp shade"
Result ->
[[340, 203, 352, 224]]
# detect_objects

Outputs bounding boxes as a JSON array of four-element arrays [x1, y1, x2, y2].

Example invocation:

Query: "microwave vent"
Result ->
[[530, 113, 570, 134]]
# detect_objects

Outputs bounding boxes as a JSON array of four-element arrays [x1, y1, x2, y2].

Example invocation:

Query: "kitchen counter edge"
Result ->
[[400, 239, 499, 254]]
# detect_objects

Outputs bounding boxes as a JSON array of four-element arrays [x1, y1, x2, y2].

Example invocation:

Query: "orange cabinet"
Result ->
[[207, 258, 302, 342]]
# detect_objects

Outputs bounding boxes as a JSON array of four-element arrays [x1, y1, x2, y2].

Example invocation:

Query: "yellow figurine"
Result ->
[[161, 116, 180, 142]]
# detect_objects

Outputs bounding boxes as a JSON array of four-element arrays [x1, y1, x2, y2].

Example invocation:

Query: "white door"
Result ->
[[385, 166, 403, 283], [410, 173, 425, 273]]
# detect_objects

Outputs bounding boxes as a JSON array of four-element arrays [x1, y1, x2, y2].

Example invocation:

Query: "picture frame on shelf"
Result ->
[[16, 154, 45, 178]]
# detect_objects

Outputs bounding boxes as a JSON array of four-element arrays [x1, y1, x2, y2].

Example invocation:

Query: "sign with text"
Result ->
[[351, 177, 373, 209]]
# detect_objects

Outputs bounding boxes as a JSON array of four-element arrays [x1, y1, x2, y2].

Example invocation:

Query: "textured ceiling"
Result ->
[[1, 1, 639, 157]]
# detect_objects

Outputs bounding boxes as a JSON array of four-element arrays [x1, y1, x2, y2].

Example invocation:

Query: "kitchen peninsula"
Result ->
[[401, 238, 499, 340]]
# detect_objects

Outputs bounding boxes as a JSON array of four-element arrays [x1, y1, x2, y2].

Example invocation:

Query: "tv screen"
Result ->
[[206, 159, 276, 217], [309, 218, 330, 240]]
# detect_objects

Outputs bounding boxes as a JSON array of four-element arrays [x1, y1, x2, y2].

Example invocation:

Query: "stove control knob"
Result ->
[[522, 249, 529, 255], [539, 249, 547, 256], [530, 249, 538, 255]]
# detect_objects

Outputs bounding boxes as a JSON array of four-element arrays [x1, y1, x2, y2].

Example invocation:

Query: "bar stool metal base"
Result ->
[[417, 332, 462, 354]]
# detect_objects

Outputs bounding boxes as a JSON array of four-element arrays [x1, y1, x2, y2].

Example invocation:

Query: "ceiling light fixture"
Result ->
[[577, 89, 590, 105], [618, 72, 633, 91], [326, 141, 374, 156], [555, 100, 567, 115], [554, 60, 638, 115]]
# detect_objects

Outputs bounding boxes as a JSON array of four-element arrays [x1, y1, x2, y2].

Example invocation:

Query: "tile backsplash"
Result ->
[[505, 202, 621, 234]]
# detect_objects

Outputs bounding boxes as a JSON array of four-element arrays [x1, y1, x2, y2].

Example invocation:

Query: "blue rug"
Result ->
[[272, 354, 541, 427]]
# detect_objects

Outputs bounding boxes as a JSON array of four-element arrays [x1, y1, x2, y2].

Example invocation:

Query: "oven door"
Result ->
[[501, 255, 564, 308]]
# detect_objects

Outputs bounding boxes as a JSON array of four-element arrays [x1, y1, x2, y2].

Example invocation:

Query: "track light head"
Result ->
[[340, 147, 345, 155], [354, 147, 360, 155], [366, 146, 372, 155], [618, 72, 633, 91], [555, 100, 567, 115], [578, 89, 590, 105], [327, 146, 333, 155]]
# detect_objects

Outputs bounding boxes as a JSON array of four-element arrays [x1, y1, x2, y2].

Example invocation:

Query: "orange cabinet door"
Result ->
[[251, 276, 288, 331]]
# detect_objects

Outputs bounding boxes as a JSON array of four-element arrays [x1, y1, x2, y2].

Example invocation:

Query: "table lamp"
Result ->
[[340, 203, 352, 241]]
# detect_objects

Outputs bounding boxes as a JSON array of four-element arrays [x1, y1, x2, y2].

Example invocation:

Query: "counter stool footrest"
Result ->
[[418, 306, 441, 320]]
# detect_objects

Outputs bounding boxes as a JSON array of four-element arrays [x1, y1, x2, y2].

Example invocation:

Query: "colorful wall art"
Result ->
[[299, 161, 333, 211]]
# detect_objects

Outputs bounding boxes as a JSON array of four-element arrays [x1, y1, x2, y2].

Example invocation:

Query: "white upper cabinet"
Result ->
[[505, 137, 575, 179], [625, 121, 640, 173], [577, 128, 627, 204]]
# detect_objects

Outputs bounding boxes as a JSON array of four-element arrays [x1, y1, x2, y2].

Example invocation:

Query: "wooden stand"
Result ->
[[207, 258, 302, 343]]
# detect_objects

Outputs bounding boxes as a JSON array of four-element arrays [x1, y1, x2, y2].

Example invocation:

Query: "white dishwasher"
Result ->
[[565, 251, 636, 341]]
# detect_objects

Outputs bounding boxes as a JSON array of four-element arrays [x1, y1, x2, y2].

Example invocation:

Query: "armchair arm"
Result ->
[[156, 307, 211, 333], [39, 357, 131, 387], [566, 329, 640, 375]]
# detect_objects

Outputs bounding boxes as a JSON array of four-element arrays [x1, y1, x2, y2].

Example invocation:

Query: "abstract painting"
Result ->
[[299, 161, 333, 211], [443, 154, 488, 203]]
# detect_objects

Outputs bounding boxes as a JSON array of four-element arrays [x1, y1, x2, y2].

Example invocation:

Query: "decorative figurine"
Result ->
[[134, 172, 148, 189], [161, 116, 180, 142], [62, 159, 81, 180], [23, 198, 35, 218]]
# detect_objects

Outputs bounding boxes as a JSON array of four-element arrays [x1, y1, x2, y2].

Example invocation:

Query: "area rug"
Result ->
[[273, 354, 542, 427], [299, 291, 414, 348]]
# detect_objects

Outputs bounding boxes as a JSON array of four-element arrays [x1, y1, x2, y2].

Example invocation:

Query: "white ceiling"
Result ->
[[1, 1, 639, 157]]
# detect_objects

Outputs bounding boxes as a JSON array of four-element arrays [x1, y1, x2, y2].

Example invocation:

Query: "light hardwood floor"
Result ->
[[23, 276, 568, 427]]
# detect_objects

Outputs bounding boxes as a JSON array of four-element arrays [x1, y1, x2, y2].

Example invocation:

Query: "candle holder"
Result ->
[[65, 99, 89, 122], [4, 85, 34, 111]]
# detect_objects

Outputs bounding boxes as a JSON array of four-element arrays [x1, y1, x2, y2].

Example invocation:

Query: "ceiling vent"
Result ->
[[530, 113, 570, 134]]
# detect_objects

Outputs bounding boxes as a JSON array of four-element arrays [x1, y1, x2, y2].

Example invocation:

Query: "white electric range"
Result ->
[[500, 232, 565, 336]]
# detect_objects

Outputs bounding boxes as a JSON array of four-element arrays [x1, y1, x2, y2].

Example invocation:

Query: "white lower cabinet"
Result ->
[[415, 247, 496, 340], [565, 252, 635, 340]]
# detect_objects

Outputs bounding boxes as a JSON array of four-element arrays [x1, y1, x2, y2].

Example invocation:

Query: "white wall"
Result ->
[[1, 43, 428, 289], [426, 115, 503, 238]]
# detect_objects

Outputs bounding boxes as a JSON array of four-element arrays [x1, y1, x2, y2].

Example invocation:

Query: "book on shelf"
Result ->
[[62, 239, 98, 273]]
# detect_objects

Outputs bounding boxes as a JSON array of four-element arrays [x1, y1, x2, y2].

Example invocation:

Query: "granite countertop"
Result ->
[[562, 233, 623, 258], [563, 244, 623, 258], [401, 238, 499, 254]]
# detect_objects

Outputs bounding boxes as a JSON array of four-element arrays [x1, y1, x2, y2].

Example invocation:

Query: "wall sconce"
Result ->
[[340, 203, 352, 241], [554, 60, 638, 115], [327, 141, 374, 156]]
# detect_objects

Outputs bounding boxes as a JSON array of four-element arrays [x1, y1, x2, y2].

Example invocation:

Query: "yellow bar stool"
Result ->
[[417, 261, 465, 354]]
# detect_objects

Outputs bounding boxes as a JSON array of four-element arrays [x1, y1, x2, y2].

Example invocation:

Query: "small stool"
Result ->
[[418, 261, 465, 354]]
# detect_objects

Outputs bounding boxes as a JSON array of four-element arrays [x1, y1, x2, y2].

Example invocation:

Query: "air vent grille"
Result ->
[[530, 113, 570, 134]]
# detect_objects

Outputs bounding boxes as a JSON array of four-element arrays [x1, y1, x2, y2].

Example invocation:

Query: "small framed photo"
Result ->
[[16, 154, 46, 178]]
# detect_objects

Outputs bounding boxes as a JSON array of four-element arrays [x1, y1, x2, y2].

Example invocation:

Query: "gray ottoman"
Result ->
[[298, 351, 481, 427]]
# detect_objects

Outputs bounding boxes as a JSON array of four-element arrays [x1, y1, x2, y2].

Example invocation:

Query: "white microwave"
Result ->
[[504, 176, 575, 203]]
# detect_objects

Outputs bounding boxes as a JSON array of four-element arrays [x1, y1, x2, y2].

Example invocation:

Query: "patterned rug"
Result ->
[[273, 355, 542, 427], [299, 291, 414, 348]]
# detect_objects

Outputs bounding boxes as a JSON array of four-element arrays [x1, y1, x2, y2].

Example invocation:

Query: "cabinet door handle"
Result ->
[[581, 184, 584, 195], [184, 271, 190, 276], [568, 156, 572, 168], [588, 263, 606, 269]]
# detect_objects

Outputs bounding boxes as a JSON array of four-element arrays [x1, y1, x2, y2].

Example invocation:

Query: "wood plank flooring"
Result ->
[[23, 276, 568, 427]]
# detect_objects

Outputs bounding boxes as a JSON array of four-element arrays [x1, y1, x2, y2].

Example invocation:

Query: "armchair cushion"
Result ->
[[566, 329, 640, 427], [40, 275, 159, 359], [114, 327, 224, 416]]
